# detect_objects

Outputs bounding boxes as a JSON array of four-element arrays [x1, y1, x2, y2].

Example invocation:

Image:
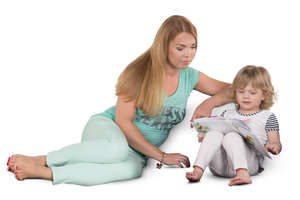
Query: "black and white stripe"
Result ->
[[265, 113, 279, 132], [236, 109, 263, 116]]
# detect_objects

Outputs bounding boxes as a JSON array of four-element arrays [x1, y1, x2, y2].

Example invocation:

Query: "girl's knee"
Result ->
[[206, 130, 223, 137], [205, 131, 224, 142], [202, 131, 224, 147], [222, 132, 243, 146]]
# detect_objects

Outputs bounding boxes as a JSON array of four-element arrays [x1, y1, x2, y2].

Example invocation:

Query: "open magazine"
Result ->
[[192, 116, 271, 159]]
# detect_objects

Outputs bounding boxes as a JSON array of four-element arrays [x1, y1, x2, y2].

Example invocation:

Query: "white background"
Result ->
[[0, 0, 299, 199]]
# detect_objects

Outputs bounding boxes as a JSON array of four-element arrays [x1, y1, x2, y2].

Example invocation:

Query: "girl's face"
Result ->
[[235, 83, 265, 113], [167, 32, 197, 70]]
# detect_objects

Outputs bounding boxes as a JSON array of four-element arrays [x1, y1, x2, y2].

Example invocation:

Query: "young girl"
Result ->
[[186, 65, 282, 186]]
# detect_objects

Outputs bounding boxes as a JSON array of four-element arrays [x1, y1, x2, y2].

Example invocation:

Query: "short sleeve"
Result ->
[[182, 67, 199, 94], [265, 113, 279, 132]]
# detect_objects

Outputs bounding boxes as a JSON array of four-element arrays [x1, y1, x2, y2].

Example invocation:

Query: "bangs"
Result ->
[[233, 66, 265, 90]]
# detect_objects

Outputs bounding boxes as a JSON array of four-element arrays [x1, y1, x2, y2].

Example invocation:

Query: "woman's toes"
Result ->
[[14, 165, 22, 181], [7, 157, 14, 172], [7, 157, 11, 166], [9, 155, 17, 164], [11, 154, 18, 161]]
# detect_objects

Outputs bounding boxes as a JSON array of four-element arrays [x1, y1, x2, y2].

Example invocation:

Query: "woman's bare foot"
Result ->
[[186, 166, 204, 182], [228, 168, 252, 186], [8, 154, 47, 172], [14, 162, 53, 181]]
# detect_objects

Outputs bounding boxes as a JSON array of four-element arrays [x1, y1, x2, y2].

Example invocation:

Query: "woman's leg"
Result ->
[[186, 131, 224, 182], [46, 138, 128, 167], [51, 152, 144, 186], [11, 115, 139, 185], [8, 116, 127, 170], [13, 151, 144, 185], [47, 116, 129, 167], [13, 162, 53, 181], [8, 155, 47, 172]]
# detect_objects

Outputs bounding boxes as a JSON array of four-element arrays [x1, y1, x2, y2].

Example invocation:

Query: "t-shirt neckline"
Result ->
[[166, 70, 182, 99]]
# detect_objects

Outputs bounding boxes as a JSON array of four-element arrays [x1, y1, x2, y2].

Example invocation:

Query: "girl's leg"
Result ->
[[222, 132, 259, 186], [186, 131, 224, 182], [208, 147, 231, 177], [47, 116, 129, 167]]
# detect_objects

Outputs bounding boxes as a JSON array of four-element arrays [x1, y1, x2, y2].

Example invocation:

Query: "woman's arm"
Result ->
[[265, 131, 282, 155], [191, 72, 232, 121], [115, 96, 190, 167], [194, 72, 229, 96]]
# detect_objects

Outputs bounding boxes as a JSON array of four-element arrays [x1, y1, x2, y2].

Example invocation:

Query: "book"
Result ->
[[192, 116, 271, 159]]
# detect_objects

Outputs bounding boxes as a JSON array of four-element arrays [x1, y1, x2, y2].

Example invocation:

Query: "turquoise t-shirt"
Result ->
[[93, 67, 199, 148]]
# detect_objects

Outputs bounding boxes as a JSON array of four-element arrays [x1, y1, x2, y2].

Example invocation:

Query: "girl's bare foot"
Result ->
[[186, 166, 204, 182], [8, 154, 47, 172], [14, 162, 53, 181], [228, 168, 252, 186]]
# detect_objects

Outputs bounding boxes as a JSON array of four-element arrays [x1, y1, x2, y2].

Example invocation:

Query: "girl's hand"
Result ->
[[265, 143, 281, 155], [197, 133, 204, 142], [163, 153, 190, 168]]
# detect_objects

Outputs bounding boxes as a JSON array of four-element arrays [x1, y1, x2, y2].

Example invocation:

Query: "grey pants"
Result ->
[[194, 131, 260, 177]]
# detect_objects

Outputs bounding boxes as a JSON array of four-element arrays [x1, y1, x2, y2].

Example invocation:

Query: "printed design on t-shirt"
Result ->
[[135, 106, 186, 133]]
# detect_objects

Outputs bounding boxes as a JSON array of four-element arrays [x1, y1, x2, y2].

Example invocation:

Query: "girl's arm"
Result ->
[[115, 95, 190, 167], [191, 72, 232, 121], [265, 131, 282, 155]]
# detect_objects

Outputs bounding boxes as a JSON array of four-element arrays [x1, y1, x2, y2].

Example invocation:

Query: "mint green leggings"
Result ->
[[46, 116, 146, 186]]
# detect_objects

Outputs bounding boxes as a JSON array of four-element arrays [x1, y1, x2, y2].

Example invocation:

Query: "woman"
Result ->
[[7, 15, 231, 186]]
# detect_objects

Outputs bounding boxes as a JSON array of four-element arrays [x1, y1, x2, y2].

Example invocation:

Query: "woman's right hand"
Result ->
[[163, 153, 190, 168]]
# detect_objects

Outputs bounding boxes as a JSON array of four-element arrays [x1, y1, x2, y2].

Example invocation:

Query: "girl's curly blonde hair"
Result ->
[[228, 65, 276, 110]]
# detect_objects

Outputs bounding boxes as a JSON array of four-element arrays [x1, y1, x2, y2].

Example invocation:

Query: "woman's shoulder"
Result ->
[[180, 67, 199, 91]]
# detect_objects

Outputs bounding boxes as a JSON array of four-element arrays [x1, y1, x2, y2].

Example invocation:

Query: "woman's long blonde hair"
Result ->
[[229, 65, 276, 109], [116, 15, 197, 116]]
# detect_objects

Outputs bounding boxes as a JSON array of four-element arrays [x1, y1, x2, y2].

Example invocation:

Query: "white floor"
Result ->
[[1, 1, 299, 199]]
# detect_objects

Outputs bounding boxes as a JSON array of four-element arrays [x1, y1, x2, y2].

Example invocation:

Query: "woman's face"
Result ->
[[167, 32, 197, 70]]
